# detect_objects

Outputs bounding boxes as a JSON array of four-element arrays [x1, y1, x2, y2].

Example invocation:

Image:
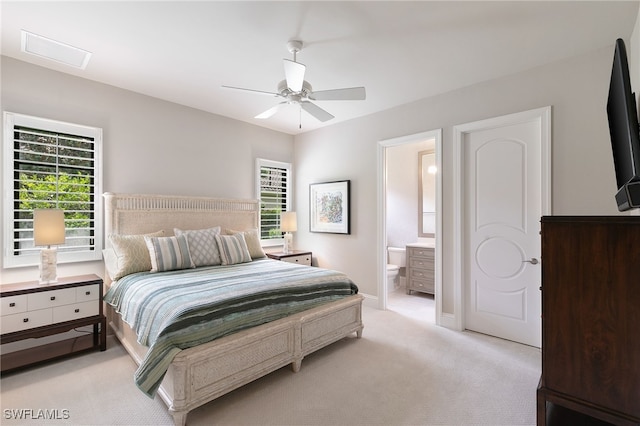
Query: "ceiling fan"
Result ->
[[222, 40, 366, 125]]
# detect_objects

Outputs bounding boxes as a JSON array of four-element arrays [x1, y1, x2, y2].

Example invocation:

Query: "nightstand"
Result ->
[[266, 250, 312, 266], [0, 274, 106, 373]]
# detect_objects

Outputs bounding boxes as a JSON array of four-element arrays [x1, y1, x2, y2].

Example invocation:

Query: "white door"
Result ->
[[460, 109, 549, 348]]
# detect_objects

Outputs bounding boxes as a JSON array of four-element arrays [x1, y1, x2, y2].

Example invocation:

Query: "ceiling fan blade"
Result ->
[[301, 101, 334, 122], [222, 85, 279, 97], [283, 59, 305, 92], [255, 102, 287, 119], [309, 87, 366, 101]]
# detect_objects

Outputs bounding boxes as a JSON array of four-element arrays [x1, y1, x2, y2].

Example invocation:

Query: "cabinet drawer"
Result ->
[[408, 247, 433, 258], [1, 295, 27, 316], [53, 301, 99, 323], [76, 284, 100, 302], [282, 254, 311, 266], [1, 308, 52, 334], [28, 287, 76, 310], [409, 279, 434, 294], [409, 257, 434, 270], [410, 268, 434, 281]]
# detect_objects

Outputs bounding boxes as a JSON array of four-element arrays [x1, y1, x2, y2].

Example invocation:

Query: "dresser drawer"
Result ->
[[76, 284, 100, 302], [28, 287, 76, 310], [53, 301, 99, 323], [1, 294, 27, 316], [1, 308, 52, 334], [282, 254, 311, 266]]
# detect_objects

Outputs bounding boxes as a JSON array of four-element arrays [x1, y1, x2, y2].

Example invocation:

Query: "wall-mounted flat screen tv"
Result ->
[[607, 38, 640, 211]]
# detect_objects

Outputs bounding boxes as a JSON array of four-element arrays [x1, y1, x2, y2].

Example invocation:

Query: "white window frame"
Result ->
[[255, 158, 292, 247], [3, 112, 103, 268]]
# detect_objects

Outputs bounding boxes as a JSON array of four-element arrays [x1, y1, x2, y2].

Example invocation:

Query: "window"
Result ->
[[3, 112, 103, 268], [256, 158, 291, 246]]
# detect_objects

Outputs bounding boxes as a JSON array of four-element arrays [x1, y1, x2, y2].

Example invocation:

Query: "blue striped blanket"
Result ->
[[103, 258, 358, 397]]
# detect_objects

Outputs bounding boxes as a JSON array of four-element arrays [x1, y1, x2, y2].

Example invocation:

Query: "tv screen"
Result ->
[[607, 38, 640, 211]]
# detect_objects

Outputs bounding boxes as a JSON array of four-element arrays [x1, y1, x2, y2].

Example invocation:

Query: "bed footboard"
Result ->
[[109, 294, 363, 426]]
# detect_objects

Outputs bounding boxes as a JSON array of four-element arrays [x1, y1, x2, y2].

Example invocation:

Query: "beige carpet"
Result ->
[[0, 291, 540, 425]]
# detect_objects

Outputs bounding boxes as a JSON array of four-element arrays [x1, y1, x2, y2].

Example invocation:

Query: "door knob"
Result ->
[[523, 258, 539, 265]]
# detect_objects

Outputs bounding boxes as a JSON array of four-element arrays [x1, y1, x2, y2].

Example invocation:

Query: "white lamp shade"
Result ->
[[33, 209, 66, 246], [280, 211, 297, 232]]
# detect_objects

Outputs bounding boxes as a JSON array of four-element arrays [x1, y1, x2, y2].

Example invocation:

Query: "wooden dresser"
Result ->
[[405, 243, 434, 295], [537, 216, 640, 425]]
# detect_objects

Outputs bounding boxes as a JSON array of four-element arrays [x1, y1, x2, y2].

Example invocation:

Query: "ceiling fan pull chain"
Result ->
[[299, 105, 302, 129]]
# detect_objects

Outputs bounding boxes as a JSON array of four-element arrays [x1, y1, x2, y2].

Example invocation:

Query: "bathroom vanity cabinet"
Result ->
[[406, 244, 434, 295]]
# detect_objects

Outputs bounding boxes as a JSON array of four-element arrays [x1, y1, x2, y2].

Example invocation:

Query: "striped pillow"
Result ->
[[215, 233, 252, 265], [145, 234, 195, 272]]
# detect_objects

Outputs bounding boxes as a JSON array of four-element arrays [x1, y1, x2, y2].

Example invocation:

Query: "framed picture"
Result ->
[[309, 180, 350, 234]]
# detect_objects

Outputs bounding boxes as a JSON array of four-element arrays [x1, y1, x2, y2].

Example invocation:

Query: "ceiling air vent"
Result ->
[[21, 30, 92, 69]]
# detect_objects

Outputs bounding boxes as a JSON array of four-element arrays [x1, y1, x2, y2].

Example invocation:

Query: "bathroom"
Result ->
[[385, 137, 437, 315]]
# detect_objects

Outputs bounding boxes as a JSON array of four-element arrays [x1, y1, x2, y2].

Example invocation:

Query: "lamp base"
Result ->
[[39, 247, 58, 285], [283, 233, 294, 254]]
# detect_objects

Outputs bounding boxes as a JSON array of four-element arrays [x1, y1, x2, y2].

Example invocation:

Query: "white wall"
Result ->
[[0, 56, 294, 284], [386, 142, 422, 248], [294, 44, 625, 315]]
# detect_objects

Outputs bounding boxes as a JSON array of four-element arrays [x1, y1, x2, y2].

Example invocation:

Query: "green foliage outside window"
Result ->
[[18, 173, 91, 228]]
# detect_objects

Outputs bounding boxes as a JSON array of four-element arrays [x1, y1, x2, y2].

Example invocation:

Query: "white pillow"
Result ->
[[225, 228, 266, 259], [108, 230, 164, 280]]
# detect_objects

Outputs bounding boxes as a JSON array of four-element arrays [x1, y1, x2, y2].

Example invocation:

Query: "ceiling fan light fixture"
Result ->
[[21, 30, 92, 69], [224, 39, 365, 125]]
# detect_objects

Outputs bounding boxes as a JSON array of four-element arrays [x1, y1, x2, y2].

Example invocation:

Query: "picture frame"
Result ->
[[309, 180, 350, 234]]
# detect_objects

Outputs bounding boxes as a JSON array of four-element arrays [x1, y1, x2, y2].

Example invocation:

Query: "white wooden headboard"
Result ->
[[103, 192, 259, 244]]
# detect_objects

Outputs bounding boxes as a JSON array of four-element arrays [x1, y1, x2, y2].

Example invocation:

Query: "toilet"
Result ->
[[387, 247, 406, 292]]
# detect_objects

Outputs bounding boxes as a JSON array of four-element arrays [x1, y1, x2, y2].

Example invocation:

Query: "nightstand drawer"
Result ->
[[1, 308, 52, 334], [29, 287, 76, 310], [1, 295, 27, 316], [282, 254, 311, 266], [53, 301, 99, 323], [76, 284, 100, 302]]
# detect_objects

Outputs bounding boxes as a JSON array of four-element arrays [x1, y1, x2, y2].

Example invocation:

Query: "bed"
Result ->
[[102, 192, 364, 426]]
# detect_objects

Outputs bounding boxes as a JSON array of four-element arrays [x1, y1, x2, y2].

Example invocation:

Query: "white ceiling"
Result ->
[[1, 1, 638, 135]]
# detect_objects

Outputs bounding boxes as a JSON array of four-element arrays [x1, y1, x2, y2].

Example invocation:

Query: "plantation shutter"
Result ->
[[3, 112, 103, 267], [257, 159, 291, 243]]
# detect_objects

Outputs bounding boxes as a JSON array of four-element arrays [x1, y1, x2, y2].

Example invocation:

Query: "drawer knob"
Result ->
[[85, 291, 91, 295], [23, 318, 29, 323], [75, 308, 80, 313], [9, 302, 15, 307], [50, 296, 56, 301]]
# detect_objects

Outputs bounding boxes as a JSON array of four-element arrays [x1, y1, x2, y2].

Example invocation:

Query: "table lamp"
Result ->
[[280, 211, 297, 254], [33, 208, 65, 284]]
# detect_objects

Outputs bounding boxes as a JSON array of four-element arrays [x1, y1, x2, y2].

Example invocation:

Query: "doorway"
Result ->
[[453, 107, 551, 347], [377, 130, 442, 323]]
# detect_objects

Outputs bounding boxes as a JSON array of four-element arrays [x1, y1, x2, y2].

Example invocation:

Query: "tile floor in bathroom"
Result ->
[[387, 285, 436, 324]]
